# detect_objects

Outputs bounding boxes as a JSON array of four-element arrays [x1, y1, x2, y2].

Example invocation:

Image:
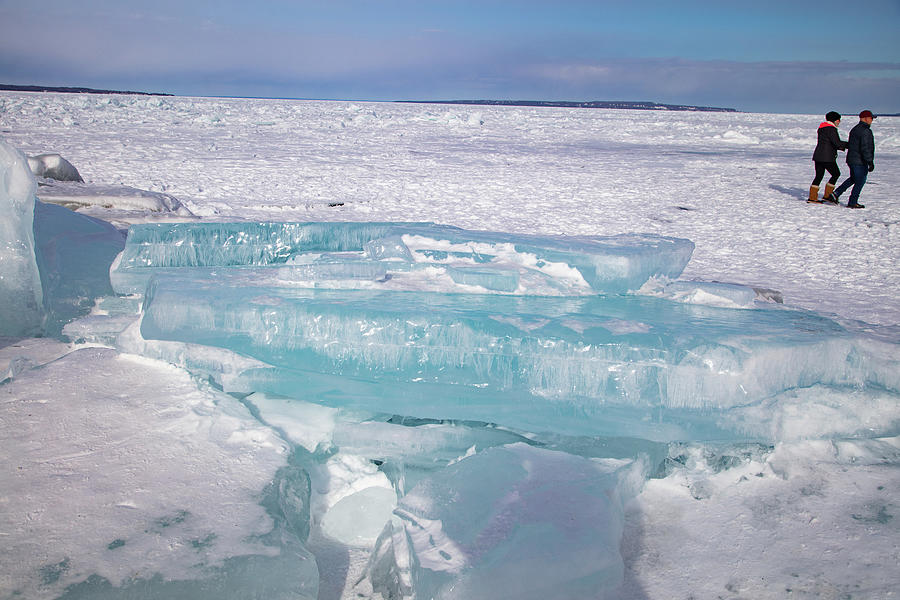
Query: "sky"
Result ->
[[0, 0, 899, 114]]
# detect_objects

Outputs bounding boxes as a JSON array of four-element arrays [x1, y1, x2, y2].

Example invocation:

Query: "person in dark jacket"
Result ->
[[833, 110, 877, 209], [808, 111, 847, 203]]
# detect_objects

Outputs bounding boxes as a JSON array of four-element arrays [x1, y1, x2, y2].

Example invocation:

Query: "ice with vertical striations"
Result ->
[[0, 138, 43, 335], [139, 268, 900, 442]]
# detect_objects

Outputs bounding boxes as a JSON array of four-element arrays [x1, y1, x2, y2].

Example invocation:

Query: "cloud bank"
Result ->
[[1, 2, 898, 113]]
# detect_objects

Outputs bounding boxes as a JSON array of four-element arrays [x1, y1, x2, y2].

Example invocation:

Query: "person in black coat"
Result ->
[[833, 110, 877, 209], [808, 111, 847, 203]]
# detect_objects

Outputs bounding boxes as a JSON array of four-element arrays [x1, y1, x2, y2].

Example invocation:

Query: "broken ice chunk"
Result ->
[[367, 443, 642, 600]]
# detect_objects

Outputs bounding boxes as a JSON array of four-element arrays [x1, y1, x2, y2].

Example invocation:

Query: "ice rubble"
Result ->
[[25, 150, 195, 218], [109, 219, 898, 597], [36, 180, 195, 216], [122, 221, 900, 442]]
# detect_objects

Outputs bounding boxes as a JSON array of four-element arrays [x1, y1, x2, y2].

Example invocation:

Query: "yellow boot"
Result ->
[[823, 183, 838, 204], [807, 185, 822, 203]]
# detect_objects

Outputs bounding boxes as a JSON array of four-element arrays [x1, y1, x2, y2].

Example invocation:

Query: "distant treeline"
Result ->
[[400, 99, 738, 112], [0, 84, 172, 96]]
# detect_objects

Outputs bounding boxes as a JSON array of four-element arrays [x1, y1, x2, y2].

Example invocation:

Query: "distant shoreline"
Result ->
[[0, 84, 172, 96], [0, 85, 732, 111], [4, 86, 894, 115], [398, 99, 739, 112]]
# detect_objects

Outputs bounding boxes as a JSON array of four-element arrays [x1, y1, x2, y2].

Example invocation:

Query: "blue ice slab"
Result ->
[[367, 443, 638, 600], [33, 201, 126, 337], [111, 222, 424, 294], [111, 222, 694, 295], [0, 139, 43, 336], [139, 270, 900, 442]]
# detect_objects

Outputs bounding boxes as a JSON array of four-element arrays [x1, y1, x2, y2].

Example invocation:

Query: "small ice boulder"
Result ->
[[321, 486, 397, 547], [27, 152, 84, 182]]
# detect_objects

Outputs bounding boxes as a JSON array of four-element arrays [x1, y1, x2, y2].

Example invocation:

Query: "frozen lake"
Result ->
[[2, 92, 899, 599], [3, 93, 899, 325]]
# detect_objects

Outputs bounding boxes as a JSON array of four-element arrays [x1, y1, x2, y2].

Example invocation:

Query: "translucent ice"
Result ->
[[246, 390, 549, 492], [1, 140, 125, 337], [320, 486, 397, 547], [33, 200, 126, 336], [111, 221, 694, 295], [140, 270, 900, 442], [0, 138, 43, 335], [367, 443, 642, 600]]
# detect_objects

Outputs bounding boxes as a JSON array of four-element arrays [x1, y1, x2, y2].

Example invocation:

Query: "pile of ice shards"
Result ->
[[115, 220, 900, 597], [114, 221, 900, 442]]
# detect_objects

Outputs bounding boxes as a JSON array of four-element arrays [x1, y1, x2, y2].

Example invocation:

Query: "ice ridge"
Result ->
[[139, 271, 900, 441], [128, 222, 900, 443]]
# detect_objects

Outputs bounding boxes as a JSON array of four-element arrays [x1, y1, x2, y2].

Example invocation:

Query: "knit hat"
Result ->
[[859, 110, 877, 119], [825, 111, 841, 122]]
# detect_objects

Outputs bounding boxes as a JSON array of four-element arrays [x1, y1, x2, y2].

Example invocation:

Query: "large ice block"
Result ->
[[111, 222, 694, 295], [111, 222, 429, 294], [0, 138, 43, 335], [367, 443, 641, 600], [139, 270, 900, 442]]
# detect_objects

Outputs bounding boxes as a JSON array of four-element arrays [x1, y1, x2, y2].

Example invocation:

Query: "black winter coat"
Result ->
[[845, 121, 875, 166], [812, 122, 846, 162]]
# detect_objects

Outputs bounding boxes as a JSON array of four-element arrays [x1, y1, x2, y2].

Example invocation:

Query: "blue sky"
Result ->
[[1, 0, 898, 113]]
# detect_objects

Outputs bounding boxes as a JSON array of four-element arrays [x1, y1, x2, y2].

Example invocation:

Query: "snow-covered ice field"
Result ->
[[1, 92, 899, 599], [4, 93, 900, 326]]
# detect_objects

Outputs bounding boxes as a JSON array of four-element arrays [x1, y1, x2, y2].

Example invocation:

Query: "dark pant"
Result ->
[[812, 161, 841, 186], [834, 164, 868, 206]]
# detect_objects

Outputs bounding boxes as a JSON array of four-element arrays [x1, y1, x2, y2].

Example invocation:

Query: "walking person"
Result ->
[[808, 111, 847, 203], [832, 110, 877, 209]]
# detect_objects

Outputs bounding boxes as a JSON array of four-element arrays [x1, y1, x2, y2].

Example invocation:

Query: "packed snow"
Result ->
[[1, 91, 899, 599]]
